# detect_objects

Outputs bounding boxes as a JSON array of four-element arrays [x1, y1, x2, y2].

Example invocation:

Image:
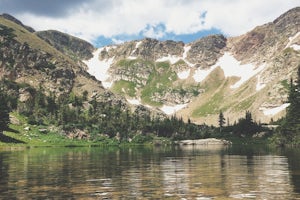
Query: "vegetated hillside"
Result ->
[[1, 14, 188, 142], [84, 7, 300, 125], [0, 14, 134, 123], [36, 30, 95, 61]]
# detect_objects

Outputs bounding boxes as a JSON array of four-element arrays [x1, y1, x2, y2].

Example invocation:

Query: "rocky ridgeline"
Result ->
[[96, 34, 227, 105], [0, 15, 127, 111], [135, 38, 185, 60], [100, 38, 185, 61], [187, 34, 227, 68], [226, 7, 300, 113], [0, 26, 74, 96], [99, 34, 228, 84], [1, 13, 35, 33], [228, 7, 300, 64], [36, 30, 95, 61], [100, 34, 227, 68]]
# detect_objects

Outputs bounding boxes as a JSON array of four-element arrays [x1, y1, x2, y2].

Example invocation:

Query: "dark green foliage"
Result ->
[[0, 81, 19, 134], [0, 79, 218, 143], [0, 88, 10, 133], [0, 25, 16, 40], [285, 67, 300, 132], [217, 110, 263, 138], [218, 111, 225, 128], [276, 65, 300, 146], [232, 111, 261, 137]]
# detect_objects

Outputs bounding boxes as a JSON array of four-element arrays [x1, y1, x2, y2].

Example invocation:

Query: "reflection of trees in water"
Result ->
[[1, 147, 300, 199], [0, 152, 10, 196], [162, 158, 189, 196], [221, 153, 296, 199], [284, 149, 300, 194]]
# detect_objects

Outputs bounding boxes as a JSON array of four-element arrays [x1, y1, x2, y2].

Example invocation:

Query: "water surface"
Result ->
[[0, 145, 299, 199]]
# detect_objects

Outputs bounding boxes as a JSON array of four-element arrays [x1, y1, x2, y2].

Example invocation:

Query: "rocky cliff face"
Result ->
[[0, 15, 123, 107], [228, 7, 300, 64], [84, 7, 300, 124], [187, 34, 227, 68], [222, 7, 300, 121], [36, 30, 95, 61], [0, 27, 74, 95], [99, 38, 185, 61]]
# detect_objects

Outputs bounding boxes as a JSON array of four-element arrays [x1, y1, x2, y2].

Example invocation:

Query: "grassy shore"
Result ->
[[1, 113, 271, 148], [0, 113, 173, 148]]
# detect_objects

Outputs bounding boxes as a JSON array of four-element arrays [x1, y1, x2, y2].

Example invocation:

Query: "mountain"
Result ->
[[83, 7, 300, 125], [1, 7, 299, 127], [0, 13, 124, 108], [1, 13, 35, 33], [36, 30, 95, 61]]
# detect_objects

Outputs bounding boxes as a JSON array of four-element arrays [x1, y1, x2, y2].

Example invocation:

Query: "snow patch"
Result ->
[[130, 41, 143, 57], [182, 45, 195, 67], [83, 48, 114, 89], [128, 56, 137, 60], [261, 103, 290, 116], [290, 44, 300, 51], [177, 69, 190, 79], [193, 66, 218, 83], [185, 60, 195, 68], [155, 45, 195, 69], [105, 45, 117, 51], [217, 53, 266, 88], [183, 46, 191, 59], [285, 32, 300, 49], [160, 104, 187, 115], [127, 98, 141, 105], [156, 55, 181, 65], [193, 52, 266, 89], [256, 75, 266, 91], [135, 41, 142, 49]]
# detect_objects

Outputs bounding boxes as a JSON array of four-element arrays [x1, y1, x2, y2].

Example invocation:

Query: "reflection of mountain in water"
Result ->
[[0, 147, 299, 199]]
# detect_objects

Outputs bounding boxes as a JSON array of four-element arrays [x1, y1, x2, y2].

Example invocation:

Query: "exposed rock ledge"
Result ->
[[176, 138, 231, 145]]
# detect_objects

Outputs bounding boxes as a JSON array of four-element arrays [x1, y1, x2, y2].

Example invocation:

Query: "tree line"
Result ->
[[218, 110, 264, 137], [1, 64, 299, 145], [0, 80, 214, 142], [274, 65, 300, 146]]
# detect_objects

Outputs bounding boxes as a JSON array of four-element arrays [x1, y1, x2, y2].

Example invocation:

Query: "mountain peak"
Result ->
[[36, 30, 95, 60], [272, 7, 300, 35], [273, 7, 300, 24], [0, 13, 35, 32]]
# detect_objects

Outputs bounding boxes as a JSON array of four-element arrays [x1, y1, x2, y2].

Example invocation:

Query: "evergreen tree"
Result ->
[[218, 110, 225, 132], [233, 111, 260, 137], [284, 65, 300, 135], [0, 88, 10, 134]]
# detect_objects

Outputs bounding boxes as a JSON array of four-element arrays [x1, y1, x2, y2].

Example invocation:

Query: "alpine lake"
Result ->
[[0, 144, 299, 200]]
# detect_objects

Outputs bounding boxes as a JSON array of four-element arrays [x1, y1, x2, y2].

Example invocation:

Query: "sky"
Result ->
[[0, 0, 299, 47]]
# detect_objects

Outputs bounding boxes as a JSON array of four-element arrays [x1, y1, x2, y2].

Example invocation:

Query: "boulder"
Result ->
[[176, 138, 231, 146]]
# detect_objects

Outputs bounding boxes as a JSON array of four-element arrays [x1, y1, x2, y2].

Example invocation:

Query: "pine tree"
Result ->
[[218, 111, 225, 132], [284, 65, 300, 135], [0, 88, 10, 134]]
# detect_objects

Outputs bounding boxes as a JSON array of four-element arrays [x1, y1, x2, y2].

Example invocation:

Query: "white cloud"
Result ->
[[200, 0, 299, 36], [15, 0, 299, 43], [142, 24, 166, 39], [111, 38, 125, 45]]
